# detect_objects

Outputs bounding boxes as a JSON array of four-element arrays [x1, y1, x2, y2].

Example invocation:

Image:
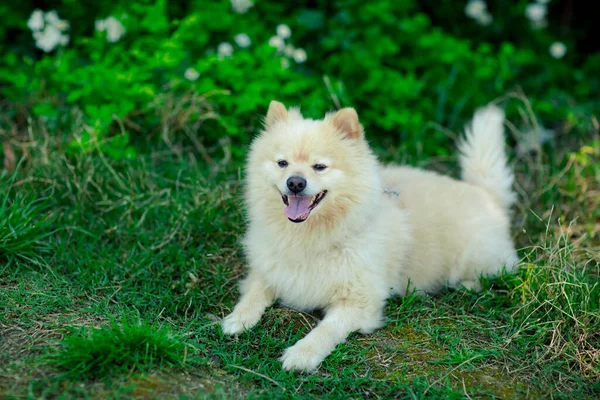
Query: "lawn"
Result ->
[[1, 100, 599, 399]]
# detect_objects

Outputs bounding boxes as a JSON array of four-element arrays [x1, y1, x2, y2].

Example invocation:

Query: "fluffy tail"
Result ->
[[458, 105, 516, 210]]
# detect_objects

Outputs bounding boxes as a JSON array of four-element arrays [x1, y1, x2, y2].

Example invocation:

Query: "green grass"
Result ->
[[50, 321, 188, 380], [0, 106, 599, 399], [0, 180, 55, 266]]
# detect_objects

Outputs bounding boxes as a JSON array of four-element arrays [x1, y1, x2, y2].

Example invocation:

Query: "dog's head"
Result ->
[[246, 101, 380, 225]]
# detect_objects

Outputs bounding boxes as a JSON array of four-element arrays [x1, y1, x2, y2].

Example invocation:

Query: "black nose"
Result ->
[[287, 176, 307, 194]]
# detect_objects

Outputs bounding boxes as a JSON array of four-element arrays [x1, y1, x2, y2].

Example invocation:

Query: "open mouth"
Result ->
[[281, 191, 327, 223]]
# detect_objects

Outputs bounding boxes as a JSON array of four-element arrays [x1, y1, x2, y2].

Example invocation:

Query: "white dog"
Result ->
[[222, 101, 519, 372]]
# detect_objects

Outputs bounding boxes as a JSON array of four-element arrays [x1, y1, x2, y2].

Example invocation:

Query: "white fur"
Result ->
[[458, 105, 516, 211], [222, 103, 519, 372]]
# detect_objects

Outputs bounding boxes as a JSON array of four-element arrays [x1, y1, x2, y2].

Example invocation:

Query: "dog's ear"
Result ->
[[265, 100, 288, 129], [331, 108, 362, 139]]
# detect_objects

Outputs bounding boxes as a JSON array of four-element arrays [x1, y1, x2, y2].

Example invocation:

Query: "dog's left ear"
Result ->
[[265, 100, 288, 129], [331, 108, 363, 139]]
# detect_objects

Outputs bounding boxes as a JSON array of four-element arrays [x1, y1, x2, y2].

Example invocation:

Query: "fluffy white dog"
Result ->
[[222, 101, 519, 372]]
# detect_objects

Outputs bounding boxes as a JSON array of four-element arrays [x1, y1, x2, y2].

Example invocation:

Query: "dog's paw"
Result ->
[[280, 340, 325, 372], [221, 309, 260, 335]]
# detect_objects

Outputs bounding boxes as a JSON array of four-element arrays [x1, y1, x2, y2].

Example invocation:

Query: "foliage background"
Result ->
[[1, 0, 599, 161]]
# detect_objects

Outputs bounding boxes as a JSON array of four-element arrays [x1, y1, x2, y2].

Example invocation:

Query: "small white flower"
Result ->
[[276, 24, 291, 39], [231, 0, 254, 14], [218, 42, 234, 57], [95, 19, 106, 32], [59, 34, 70, 46], [280, 58, 290, 69], [549, 41, 566, 59], [525, 3, 547, 22], [292, 48, 307, 63], [476, 11, 493, 26], [234, 33, 251, 48], [44, 10, 61, 27], [184, 67, 200, 81], [268, 36, 285, 50], [105, 16, 126, 43], [465, 0, 487, 19], [35, 25, 62, 52], [283, 44, 295, 57], [517, 127, 555, 156], [27, 9, 44, 32]]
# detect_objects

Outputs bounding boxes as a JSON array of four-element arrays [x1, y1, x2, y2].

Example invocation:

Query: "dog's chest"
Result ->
[[256, 243, 348, 311]]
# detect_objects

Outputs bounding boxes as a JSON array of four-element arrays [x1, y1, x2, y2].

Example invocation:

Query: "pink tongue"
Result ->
[[284, 196, 312, 219]]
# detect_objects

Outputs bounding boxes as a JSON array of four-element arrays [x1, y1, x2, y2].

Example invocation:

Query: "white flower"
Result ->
[[184, 67, 200, 81], [280, 58, 290, 69], [276, 24, 291, 39], [465, 0, 487, 19], [517, 127, 554, 156], [35, 25, 62, 52], [105, 16, 126, 43], [218, 42, 234, 57], [476, 11, 493, 26], [549, 41, 566, 59], [231, 0, 254, 14], [44, 10, 61, 27], [59, 34, 70, 46], [525, 3, 547, 22], [27, 9, 44, 31], [234, 33, 251, 48], [536, 0, 551, 4], [268, 36, 285, 50], [293, 48, 307, 63], [283, 44, 295, 57], [95, 19, 106, 32]]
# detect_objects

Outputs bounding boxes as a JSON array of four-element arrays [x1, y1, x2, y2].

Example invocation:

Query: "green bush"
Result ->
[[0, 0, 597, 159]]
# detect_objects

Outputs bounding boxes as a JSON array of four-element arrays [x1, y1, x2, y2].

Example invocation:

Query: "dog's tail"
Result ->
[[458, 105, 516, 210]]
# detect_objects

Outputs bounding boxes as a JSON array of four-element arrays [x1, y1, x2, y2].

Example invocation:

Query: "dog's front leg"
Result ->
[[280, 294, 385, 372], [222, 271, 274, 335]]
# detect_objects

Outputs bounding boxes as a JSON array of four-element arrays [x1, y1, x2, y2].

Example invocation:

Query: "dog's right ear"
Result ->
[[265, 100, 288, 129]]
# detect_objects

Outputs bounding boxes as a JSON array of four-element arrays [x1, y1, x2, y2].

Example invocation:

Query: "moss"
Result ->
[[367, 325, 539, 399]]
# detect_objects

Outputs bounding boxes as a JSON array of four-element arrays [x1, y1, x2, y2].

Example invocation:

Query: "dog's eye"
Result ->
[[277, 160, 288, 168], [312, 164, 327, 172]]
